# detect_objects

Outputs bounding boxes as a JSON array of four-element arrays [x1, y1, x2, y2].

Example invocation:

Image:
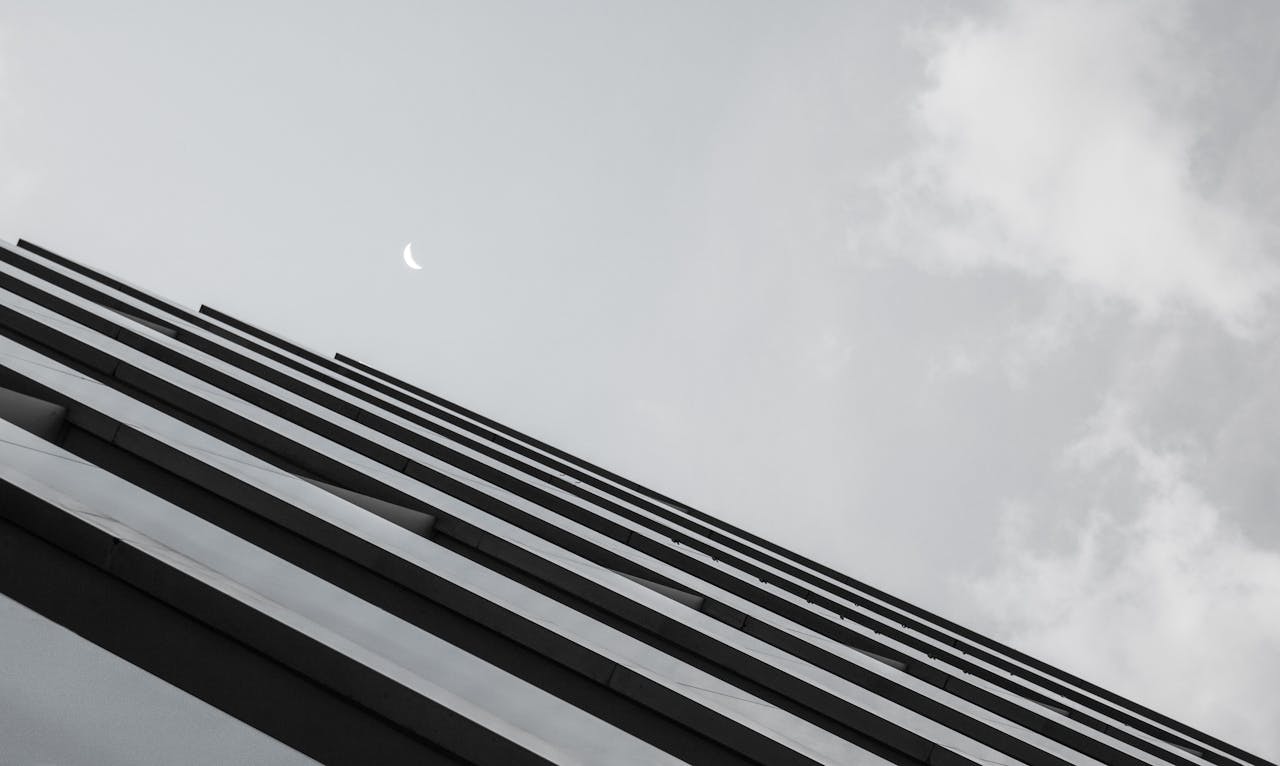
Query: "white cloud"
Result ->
[[926, 288, 1102, 387], [969, 401, 1280, 758], [892, 6, 1280, 752], [870, 0, 1280, 333]]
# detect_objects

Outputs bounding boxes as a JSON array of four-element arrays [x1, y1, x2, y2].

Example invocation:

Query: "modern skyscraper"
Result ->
[[0, 237, 1270, 766]]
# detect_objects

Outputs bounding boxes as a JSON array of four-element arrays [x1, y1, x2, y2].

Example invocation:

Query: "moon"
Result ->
[[402, 242, 422, 270]]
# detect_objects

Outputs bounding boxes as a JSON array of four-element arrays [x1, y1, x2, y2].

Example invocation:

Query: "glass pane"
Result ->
[[0, 592, 317, 766], [0, 418, 685, 766]]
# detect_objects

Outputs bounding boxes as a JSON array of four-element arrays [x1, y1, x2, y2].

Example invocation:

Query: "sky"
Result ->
[[1, 0, 1278, 759]]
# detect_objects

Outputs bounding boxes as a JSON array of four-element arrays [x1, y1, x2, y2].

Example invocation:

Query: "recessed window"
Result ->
[[0, 386, 66, 443], [113, 309, 178, 338], [304, 478, 435, 535], [613, 571, 705, 610], [851, 647, 908, 671]]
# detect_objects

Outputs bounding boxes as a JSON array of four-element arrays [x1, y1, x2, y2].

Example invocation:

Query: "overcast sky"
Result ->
[[2, 0, 1278, 759]]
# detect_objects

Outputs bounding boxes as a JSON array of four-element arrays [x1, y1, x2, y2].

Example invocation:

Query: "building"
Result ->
[[0, 237, 1270, 766]]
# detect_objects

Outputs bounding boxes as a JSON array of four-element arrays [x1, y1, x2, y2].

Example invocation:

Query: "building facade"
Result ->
[[0, 237, 1270, 766]]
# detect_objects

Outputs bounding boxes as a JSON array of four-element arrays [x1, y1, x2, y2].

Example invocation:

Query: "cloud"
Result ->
[[872, 1, 1280, 756], [926, 288, 1104, 388], [868, 0, 1280, 333], [969, 400, 1280, 758]]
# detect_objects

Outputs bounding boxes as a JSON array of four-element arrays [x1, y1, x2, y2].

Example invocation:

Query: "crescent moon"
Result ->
[[402, 242, 422, 270]]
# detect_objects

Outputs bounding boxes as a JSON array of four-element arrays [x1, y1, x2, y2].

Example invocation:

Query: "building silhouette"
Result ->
[[0, 237, 1271, 766]]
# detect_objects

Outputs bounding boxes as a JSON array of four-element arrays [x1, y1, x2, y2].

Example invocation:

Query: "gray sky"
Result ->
[[1, 0, 1278, 759]]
